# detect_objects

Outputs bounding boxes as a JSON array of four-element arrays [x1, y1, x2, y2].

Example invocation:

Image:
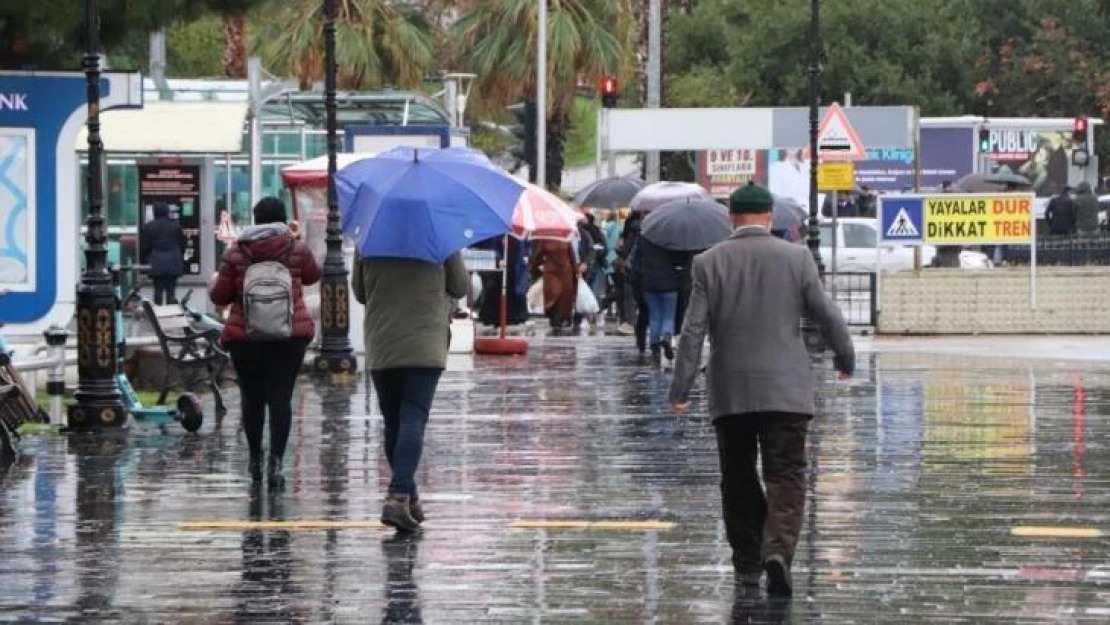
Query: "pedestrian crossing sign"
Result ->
[[879, 196, 925, 243]]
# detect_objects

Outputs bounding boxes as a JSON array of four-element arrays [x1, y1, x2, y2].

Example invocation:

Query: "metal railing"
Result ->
[[1000, 231, 1110, 266], [822, 271, 876, 327]]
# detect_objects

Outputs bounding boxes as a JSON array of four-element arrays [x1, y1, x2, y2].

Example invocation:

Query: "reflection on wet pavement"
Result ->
[[2, 336, 1110, 622]]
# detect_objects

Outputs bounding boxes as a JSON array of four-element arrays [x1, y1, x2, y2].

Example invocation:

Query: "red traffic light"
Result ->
[[601, 76, 618, 96], [1074, 116, 1089, 142]]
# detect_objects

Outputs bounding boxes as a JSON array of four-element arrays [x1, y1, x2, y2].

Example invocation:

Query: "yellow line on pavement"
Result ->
[[1011, 526, 1103, 538], [176, 519, 678, 532], [510, 520, 677, 531], [178, 520, 385, 531]]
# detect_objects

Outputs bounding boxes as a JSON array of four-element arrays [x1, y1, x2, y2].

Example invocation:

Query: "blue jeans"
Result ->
[[643, 291, 678, 346], [370, 367, 443, 498]]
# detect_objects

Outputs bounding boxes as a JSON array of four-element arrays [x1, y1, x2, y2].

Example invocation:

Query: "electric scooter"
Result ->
[[114, 265, 205, 433]]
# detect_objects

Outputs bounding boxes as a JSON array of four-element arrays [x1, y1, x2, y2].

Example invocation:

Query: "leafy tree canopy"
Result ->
[[0, 0, 262, 70]]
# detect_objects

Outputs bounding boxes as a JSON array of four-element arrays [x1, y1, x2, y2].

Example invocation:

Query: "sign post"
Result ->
[[879, 192, 1037, 307], [817, 161, 856, 302], [813, 104, 866, 302]]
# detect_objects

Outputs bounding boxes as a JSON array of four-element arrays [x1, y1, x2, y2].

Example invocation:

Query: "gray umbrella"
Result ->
[[954, 172, 1032, 193], [771, 194, 808, 241], [641, 199, 732, 251], [630, 181, 712, 214], [572, 176, 647, 210]]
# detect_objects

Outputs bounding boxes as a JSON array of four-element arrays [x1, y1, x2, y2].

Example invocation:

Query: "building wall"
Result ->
[[878, 268, 1110, 334]]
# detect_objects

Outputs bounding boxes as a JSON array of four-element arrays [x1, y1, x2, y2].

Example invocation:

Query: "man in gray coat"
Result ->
[[670, 182, 855, 597]]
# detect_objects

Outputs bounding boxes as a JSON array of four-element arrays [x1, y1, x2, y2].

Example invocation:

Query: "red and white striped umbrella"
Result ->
[[511, 184, 584, 242]]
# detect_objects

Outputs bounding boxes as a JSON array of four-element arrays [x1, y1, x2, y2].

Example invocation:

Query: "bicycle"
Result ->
[[0, 289, 50, 459]]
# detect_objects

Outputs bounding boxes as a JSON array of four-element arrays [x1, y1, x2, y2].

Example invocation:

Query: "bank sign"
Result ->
[[879, 193, 1035, 245]]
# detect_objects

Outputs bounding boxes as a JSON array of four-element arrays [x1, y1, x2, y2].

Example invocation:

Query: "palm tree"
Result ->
[[454, 0, 633, 190], [223, 14, 247, 77], [253, 0, 435, 90]]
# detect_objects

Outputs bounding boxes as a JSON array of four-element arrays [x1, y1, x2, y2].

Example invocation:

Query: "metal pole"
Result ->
[[606, 109, 617, 177], [830, 190, 838, 301], [645, 0, 662, 183], [313, 0, 357, 376], [912, 107, 923, 271], [248, 58, 263, 212], [1030, 215, 1038, 310], [536, 0, 548, 190], [806, 0, 823, 273], [595, 108, 603, 180], [69, 0, 125, 429]]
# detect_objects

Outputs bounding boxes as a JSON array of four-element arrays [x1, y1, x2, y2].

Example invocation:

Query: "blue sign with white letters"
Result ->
[[879, 196, 925, 244]]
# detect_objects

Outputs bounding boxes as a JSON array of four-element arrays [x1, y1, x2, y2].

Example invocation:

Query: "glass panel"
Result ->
[[843, 223, 878, 248], [819, 224, 834, 248]]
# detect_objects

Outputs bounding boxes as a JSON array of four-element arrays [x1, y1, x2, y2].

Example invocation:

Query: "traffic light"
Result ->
[[978, 128, 991, 153], [507, 101, 537, 182], [1073, 116, 1091, 166], [600, 76, 619, 108], [1073, 116, 1089, 146]]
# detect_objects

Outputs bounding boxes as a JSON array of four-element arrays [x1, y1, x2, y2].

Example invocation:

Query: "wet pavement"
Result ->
[[3, 334, 1110, 623]]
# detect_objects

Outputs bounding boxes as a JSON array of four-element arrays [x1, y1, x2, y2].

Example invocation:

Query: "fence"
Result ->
[[822, 271, 876, 327], [1001, 232, 1110, 266]]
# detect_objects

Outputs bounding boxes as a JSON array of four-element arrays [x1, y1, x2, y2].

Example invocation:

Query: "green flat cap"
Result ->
[[729, 182, 774, 214]]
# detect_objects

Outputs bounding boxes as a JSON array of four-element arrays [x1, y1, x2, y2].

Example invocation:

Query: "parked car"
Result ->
[[813, 217, 993, 272]]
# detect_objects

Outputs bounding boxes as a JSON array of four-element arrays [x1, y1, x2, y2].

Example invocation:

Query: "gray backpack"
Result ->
[[242, 250, 294, 341]]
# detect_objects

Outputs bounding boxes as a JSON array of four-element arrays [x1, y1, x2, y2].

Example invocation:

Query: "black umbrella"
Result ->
[[953, 172, 1032, 193], [572, 176, 647, 210], [641, 199, 732, 251], [630, 181, 712, 214]]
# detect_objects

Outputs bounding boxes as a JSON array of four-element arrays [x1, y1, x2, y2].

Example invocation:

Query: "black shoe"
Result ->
[[381, 494, 421, 533], [248, 454, 263, 483], [735, 570, 762, 588], [410, 496, 425, 524], [650, 343, 662, 364], [267, 455, 285, 489], [764, 555, 793, 597], [662, 336, 675, 361]]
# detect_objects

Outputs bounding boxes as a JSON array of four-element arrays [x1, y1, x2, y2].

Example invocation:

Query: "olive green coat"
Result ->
[[352, 253, 469, 371]]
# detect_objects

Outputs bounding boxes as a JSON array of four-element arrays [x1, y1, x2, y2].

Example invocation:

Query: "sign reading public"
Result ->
[[879, 193, 1035, 245]]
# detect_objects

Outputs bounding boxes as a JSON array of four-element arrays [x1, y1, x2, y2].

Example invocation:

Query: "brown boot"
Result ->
[[380, 494, 420, 533], [409, 496, 425, 524]]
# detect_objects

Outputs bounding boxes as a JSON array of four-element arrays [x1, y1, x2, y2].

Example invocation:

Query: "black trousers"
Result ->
[[153, 276, 178, 306], [714, 413, 810, 574], [227, 341, 308, 459]]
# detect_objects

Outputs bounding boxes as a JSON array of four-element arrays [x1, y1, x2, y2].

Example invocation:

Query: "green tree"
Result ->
[[0, 0, 261, 70], [252, 0, 435, 90], [454, 0, 633, 190]]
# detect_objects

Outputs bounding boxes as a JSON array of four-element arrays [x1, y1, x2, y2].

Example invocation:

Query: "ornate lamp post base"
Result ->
[[70, 0, 126, 428]]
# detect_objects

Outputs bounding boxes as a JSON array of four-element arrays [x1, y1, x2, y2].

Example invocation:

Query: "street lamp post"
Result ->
[[69, 0, 126, 429], [806, 0, 824, 273], [803, 0, 827, 353], [313, 0, 357, 376]]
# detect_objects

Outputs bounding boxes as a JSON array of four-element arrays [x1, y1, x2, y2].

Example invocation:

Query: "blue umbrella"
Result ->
[[338, 146, 525, 264]]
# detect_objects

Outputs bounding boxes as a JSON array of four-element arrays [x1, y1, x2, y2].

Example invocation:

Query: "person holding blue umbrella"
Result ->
[[342, 146, 525, 532]]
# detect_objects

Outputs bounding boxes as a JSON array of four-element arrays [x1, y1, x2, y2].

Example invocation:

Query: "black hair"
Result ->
[[253, 197, 288, 224]]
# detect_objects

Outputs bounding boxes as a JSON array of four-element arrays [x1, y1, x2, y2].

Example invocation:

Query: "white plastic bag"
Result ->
[[528, 278, 545, 315], [576, 277, 600, 315]]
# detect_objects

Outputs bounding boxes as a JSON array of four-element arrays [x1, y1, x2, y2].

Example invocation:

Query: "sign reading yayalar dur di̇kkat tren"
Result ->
[[879, 193, 1035, 245]]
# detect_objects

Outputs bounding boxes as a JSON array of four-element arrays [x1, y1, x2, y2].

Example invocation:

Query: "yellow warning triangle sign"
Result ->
[[802, 103, 867, 161]]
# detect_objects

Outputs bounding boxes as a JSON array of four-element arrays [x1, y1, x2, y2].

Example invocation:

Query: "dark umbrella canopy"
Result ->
[[641, 199, 732, 252], [630, 181, 712, 214], [954, 172, 1033, 193], [572, 176, 647, 210], [772, 194, 807, 241]]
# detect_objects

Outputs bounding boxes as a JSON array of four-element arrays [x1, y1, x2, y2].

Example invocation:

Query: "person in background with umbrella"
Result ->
[[632, 237, 682, 365], [599, 209, 623, 318], [620, 211, 650, 350], [339, 146, 524, 532], [530, 239, 578, 333], [640, 199, 733, 339], [581, 213, 608, 326], [1045, 187, 1077, 237]]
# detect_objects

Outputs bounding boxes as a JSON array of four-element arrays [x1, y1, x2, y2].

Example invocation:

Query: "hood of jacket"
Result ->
[[237, 224, 295, 260], [153, 203, 171, 219]]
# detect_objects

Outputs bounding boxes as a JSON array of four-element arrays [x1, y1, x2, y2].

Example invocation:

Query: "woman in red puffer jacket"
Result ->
[[209, 197, 320, 489]]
